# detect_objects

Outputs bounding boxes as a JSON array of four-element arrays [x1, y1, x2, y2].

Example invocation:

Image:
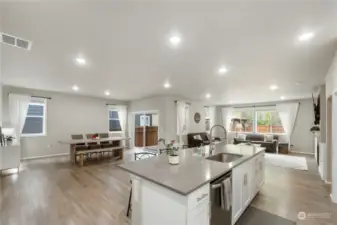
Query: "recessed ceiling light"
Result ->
[[280, 96, 285, 100], [164, 82, 171, 88], [76, 57, 86, 65], [206, 93, 211, 99], [298, 32, 314, 41], [72, 85, 79, 91], [169, 35, 181, 46], [270, 85, 279, 90], [104, 90, 110, 96], [218, 66, 228, 75]]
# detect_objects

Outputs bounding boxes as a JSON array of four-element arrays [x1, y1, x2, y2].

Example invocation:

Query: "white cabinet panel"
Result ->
[[187, 201, 209, 225], [242, 167, 250, 208], [232, 165, 243, 225], [232, 152, 265, 225]]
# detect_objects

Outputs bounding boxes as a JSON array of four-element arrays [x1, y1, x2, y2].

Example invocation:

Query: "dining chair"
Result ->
[[71, 134, 88, 149], [71, 134, 90, 163], [126, 152, 157, 218], [99, 133, 115, 159], [86, 134, 101, 159]]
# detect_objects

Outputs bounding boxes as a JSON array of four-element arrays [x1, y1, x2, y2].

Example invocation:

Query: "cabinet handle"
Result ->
[[197, 193, 208, 202], [244, 173, 247, 185]]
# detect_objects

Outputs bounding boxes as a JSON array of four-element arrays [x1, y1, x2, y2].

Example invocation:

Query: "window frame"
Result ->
[[108, 108, 122, 133], [21, 101, 47, 137], [229, 107, 255, 133], [254, 108, 285, 135], [229, 106, 285, 135]]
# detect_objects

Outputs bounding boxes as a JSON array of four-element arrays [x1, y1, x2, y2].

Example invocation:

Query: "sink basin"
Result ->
[[206, 153, 243, 163]]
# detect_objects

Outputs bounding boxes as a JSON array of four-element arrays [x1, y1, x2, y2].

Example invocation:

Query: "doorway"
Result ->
[[133, 111, 159, 148]]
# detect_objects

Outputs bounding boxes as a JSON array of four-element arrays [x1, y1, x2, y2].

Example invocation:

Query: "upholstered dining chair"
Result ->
[[71, 134, 88, 149], [126, 152, 157, 218]]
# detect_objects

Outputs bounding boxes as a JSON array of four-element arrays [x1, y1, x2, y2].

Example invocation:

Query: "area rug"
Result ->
[[265, 153, 308, 171], [236, 207, 296, 225]]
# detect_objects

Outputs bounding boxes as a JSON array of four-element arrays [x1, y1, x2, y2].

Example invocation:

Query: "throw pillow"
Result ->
[[237, 134, 246, 141], [264, 134, 274, 142], [194, 135, 202, 140]]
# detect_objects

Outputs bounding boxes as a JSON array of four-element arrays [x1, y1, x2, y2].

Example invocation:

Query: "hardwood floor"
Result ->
[[1, 150, 336, 225]]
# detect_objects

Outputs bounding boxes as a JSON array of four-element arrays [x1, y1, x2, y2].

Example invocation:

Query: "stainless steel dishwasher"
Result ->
[[210, 171, 232, 225]]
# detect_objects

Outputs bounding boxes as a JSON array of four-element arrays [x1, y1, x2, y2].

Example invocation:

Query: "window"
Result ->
[[140, 115, 150, 126], [229, 109, 254, 132], [109, 110, 122, 131], [22, 100, 46, 136], [256, 110, 284, 134], [229, 107, 285, 134]]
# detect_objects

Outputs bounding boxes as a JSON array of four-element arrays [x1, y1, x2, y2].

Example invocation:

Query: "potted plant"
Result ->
[[310, 93, 320, 136], [158, 138, 180, 165]]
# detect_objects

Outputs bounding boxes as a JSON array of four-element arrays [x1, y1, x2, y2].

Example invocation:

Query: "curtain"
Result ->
[[209, 106, 216, 128], [8, 94, 31, 141], [185, 104, 190, 135], [276, 102, 300, 150], [221, 107, 233, 130], [115, 105, 127, 136], [176, 101, 188, 145]]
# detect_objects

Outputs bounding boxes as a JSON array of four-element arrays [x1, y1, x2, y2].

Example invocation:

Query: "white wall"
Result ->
[[215, 98, 314, 154], [188, 102, 206, 133], [325, 48, 337, 203], [0, 17, 2, 126], [2, 85, 127, 159], [326, 50, 337, 97], [291, 99, 314, 154], [152, 114, 159, 126]]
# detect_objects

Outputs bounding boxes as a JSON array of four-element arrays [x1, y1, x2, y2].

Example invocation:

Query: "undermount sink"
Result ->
[[206, 153, 243, 163]]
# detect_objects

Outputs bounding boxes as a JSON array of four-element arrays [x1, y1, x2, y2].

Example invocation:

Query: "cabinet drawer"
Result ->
[[188, 183, 210, 210]]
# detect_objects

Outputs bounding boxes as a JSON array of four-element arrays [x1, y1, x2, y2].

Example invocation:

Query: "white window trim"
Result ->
[[108, 108, 122, 133], [21, 101, 47, 137], [230, 107, 285, 135]]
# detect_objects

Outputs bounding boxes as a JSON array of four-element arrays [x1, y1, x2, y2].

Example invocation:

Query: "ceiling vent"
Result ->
[[0, 33, 32, 50]]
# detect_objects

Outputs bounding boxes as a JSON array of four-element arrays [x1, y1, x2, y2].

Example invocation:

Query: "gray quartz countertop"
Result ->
[[118, 143, 265, 196]]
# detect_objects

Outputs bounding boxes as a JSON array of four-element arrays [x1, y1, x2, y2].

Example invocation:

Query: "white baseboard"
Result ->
[[22, 153, 69, 160], [289, 150, 315, 156]]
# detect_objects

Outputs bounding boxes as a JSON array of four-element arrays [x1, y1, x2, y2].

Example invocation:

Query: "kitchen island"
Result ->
[[119, 143, 265, 225]]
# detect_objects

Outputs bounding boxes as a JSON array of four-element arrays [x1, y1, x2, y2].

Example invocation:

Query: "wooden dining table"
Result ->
[[59, 137, 130, 164]]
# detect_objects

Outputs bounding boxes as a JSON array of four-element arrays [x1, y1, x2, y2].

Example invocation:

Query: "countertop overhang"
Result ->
[[118, 143, 265, 196]]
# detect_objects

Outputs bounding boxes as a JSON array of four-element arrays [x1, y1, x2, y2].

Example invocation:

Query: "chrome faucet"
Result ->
[[209, 125, 227, 154]]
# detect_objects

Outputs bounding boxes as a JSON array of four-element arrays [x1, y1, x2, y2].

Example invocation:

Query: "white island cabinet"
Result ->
[[119, 144, 265, 225], [131, 175, 210, 225], [232, 151, 265, 225]]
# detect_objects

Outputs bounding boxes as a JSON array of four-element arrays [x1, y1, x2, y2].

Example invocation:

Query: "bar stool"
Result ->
[[126, 152, 157, 218]]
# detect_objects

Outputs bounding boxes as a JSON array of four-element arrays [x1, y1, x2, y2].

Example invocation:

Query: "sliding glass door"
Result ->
[[133, 112, 159, 149]]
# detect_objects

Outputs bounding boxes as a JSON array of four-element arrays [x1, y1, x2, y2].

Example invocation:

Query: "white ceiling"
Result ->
[[1, 1, 337, 104]]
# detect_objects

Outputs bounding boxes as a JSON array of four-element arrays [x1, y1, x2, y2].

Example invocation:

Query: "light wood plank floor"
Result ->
[[1, 150, 336, 225]]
